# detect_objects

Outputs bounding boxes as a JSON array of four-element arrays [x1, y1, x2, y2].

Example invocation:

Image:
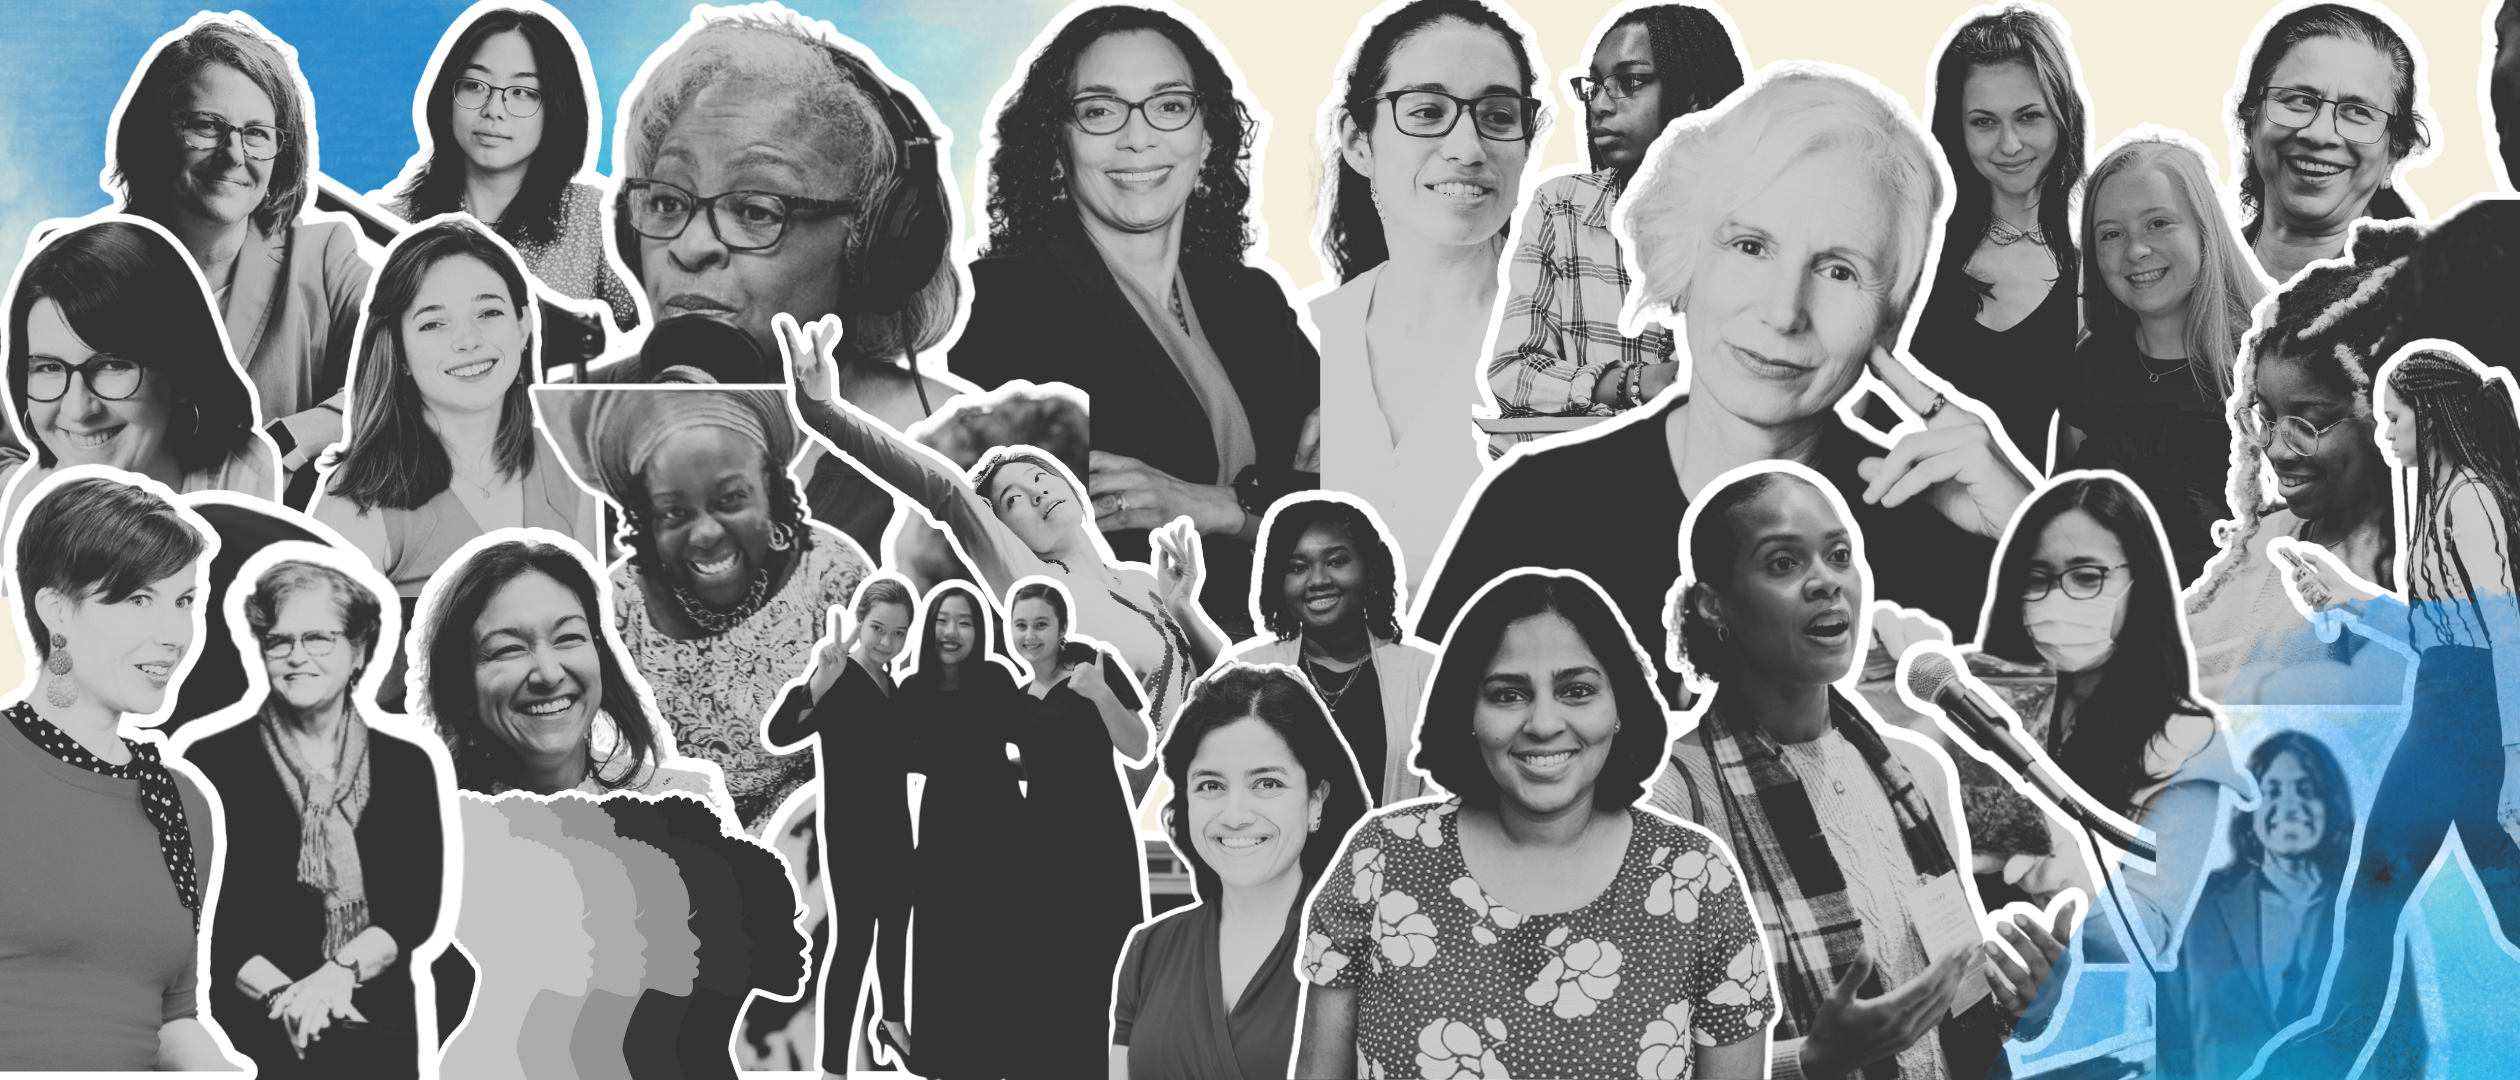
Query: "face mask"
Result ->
[[2021, 592, 2125, 673]]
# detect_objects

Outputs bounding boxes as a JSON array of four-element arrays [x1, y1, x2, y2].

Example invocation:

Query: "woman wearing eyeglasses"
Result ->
[[4, 217, 277, 521], [1313, 0, 1540, 602], [2231, 2, 2434, 283], [953, 3, 1317, 641], [181, 555, 447, 1078], [110, 15, 372, 485], [386, 7, 637, 332]]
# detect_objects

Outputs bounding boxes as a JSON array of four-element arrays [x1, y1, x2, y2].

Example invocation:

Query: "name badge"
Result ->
[[1905, 870, 1990, 1016]]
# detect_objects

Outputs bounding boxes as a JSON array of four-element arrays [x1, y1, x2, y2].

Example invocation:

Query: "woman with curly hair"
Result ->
[[951, 3, 1318, 640], [538, 384, 870, 833], [2230, 2, 2434, 283], [1221, 492, 1436, 804]]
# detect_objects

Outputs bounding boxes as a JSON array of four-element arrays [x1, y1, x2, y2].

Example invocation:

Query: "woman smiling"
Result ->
[[2230, 2, 2435, 283]]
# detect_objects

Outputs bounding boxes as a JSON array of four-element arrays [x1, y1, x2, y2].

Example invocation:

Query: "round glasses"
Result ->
[[1069, 91, 1200, 136], [2243, 405, 2357, 457], [261, 630, 344, 661], [174, 115, 283, 162], [455, 78, 543, 117], [1571, 73, 1659, 104], [619, 179, 855, 252], [1358, 91, 1538, 141], [2021, 563, 2132, 602], [2256, 87, 2393, 145], [25, 356, 145, 403]]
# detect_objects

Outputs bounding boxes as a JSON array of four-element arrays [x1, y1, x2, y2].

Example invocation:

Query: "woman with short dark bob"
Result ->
[[1110, 663, 1369, 1080], [1222, 493, 1437, 806], [412, 534, 729, 808], [184, 556, 444, 1077], [1298, 570, 1770, 1079], [387, 6, 638, 330], [5, 217, 277, 517], [954, 3, 1318, 638], [2231, 2, 2434, 283], [0, 473, 232, 1070]]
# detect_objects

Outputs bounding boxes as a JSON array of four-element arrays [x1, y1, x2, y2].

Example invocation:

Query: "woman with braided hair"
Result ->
[[2262, 344, 2520, 1077], [2184, 221, 2415, 706]]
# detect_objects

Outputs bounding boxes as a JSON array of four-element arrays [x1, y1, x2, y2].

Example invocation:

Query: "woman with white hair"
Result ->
[[1416, 62, 2034, 701]]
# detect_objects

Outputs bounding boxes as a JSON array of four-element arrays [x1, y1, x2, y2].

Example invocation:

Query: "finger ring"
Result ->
[[1115, 495, 1129, 515], [1922, 393, 1948, 421]]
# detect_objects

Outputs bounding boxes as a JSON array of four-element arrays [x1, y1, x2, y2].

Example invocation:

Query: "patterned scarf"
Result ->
[[259, 710, 373, 955], [7, 702, 199, 919], [1688, 690, 1991, 1080]]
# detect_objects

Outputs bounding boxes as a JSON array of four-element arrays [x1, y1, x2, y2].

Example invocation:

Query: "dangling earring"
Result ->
[[45, 634, 76, 707], [769, 521, 796, 551], [184, 402, 203, 437]]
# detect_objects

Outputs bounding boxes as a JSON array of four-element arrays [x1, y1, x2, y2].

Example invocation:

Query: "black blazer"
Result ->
[[188, 718, 445, 1062]]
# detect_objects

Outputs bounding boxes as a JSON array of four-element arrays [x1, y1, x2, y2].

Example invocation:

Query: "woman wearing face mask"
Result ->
[[1110, 663, 1369, 1080], [1975, 472, 2253, 958], [1655, 465, 2067, 1080], [2060, 133, 2268, 585], [784, 313, 1226, 737], [1910, 3, 2090, 472], [2263, 346, 2520, 1077], [890, 581, 1031, 1079], [182, 555, 447, 1077], [386, 7, 637, 330], [1221, 493, 1436, 806], [762, 574, 915, 1079], [2187, 224, 2413, 706], [2230, 3, 2435, 283], [4, 217, 278, 521], [956, 4, 1315, 640], [0, 473, 232, 1071], [1299, 570, 1772, 1080], [1003, 578, 1154, 1074], [1313, 0, 1542, 600]]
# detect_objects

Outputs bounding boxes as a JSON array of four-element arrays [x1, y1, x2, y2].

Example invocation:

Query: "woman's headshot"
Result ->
[[386, 3, 638, 331], [1111, 663, 1368, 1080], [540, 383, 871, 833], [108, 13, 373, 479], [1315, 0, 1540, 603], [1300, 569, 1772, 1079], [955, 2, 1319, 641], [1223, 492, 1437, 806], [2061, 130, 2269, 583], [2230, 1, 2435, 283], [3, 216, 278, 519], [1910, 2, 2089, 472], [315, 217, 600, 634], [179, 547, 449, 1078], [410, 531, 732, 811], [0, 470, 237, 1070]]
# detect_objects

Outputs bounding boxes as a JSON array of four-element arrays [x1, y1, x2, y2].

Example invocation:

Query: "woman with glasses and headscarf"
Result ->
[[2230, 2, 2434, 283]]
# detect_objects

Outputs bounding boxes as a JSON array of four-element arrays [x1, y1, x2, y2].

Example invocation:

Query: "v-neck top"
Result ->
[[1113, 896, 1307, 1080], [1315, 265, 1488, 597]]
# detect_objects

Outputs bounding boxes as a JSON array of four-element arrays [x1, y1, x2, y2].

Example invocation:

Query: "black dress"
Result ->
[[900, 664, 1031, 1079], [1908, 261, 2078, 473], [186, 718, 444, 1079], [1017, 647, 1151, 1074], [764, 658, 911, 1074], [951, 215, 1320, 640], [1414, 395, 1998, 705], [2061, 327, 2232, 585]]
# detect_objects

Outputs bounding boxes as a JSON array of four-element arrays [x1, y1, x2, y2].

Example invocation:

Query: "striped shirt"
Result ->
[[1486, 169, 1676, 421]]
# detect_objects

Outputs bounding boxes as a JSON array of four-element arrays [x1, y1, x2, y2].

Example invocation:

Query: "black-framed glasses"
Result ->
[[454, 77, 544, 117], [1357, 91, 1539, 141], [2255, 86, 2393, 145], [174, 115, 284, 161], [261, 630, 344, 661], [2022, 563, 2133, 602], [25, 355, 145, 403], [618, 179, 855, 252], [1571, 72, 1659, 104], [1068, 91, 1200, 135], [2242, 405, 2358, 457]]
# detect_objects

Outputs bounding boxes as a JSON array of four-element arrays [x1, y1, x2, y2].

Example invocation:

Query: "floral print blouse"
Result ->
[[1303, 799, 1772, 1080]]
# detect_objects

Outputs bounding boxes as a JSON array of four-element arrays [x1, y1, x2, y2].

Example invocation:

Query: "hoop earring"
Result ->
[[184, 402, 202, 438], [1714, 624, 1730, 642], [769, 521, 797, 551]]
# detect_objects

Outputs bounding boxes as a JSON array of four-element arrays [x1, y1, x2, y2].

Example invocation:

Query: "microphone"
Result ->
[[1906, 650, 2157, 864]]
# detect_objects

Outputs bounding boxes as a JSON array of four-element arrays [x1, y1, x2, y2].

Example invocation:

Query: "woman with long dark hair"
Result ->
[[1110, 663, 1368, 1080], [954, 3, 1316, 639], [1911, 2, 2089, 472], [2230, 2, 2434, 282], [386, 6, 637, 330], [2270, 345, 2520, 1076]]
